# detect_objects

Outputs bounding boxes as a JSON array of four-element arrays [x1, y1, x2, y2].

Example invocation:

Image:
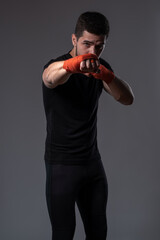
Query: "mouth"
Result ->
[[84, 73, 92, 77]]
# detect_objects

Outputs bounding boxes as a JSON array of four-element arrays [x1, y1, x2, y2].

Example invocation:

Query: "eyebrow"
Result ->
[[83, 40, 105, 45], [83, 40, 93, 44]]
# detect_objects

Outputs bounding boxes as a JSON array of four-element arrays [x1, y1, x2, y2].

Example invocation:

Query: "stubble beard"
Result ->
[[75, 45, 78, 56]]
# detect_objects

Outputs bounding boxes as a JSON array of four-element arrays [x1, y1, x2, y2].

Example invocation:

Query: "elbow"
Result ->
[[126, 87, 135, 105], [42, 69, 48, 83], [42, 69, 56, 89], [127, 91, 135, 105], [42, 70, 54, 89], [117, 93, 135, 105], [42, 69, 51, 83], [125, 95, 134, 105]]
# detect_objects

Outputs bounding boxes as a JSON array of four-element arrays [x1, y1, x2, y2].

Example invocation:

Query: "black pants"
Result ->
[[45, 158, 108, 240]]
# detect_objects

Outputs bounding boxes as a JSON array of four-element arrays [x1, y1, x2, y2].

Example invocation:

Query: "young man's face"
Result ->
[[72, 30, 106, 58]]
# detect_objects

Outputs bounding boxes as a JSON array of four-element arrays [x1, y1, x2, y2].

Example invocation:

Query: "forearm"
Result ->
[[42, 61, 72, 88], [107, 76, 134, 105]]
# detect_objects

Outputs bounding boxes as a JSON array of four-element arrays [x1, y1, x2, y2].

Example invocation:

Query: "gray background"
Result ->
[[1, 0, 160, 239]]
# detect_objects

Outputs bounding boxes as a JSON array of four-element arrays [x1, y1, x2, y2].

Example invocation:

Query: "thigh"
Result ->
[[76, 159, 108, 239], [45, 162, 86, 239]]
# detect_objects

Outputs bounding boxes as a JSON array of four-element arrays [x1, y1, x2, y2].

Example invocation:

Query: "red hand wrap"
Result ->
[[63, 53, 98, 73], [92, 64, 115, 84]]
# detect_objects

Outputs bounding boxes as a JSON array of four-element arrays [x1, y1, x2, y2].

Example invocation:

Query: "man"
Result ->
[[42, 11, 134, 240]]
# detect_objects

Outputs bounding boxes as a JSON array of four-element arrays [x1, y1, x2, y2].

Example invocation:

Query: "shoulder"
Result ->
[[43, 52, 72, 70], [99, 57, 114, 73]]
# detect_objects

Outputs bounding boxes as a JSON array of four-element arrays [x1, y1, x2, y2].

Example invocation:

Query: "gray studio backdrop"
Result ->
[[1, 0, 160, 239]]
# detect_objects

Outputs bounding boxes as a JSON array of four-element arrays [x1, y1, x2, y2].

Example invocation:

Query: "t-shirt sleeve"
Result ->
[[43, 59, 55, 70], [99, 58, 114, 73], [43, 53, 70, 71]]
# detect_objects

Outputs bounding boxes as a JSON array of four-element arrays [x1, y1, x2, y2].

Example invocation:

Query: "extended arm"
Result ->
[[42, 53, 98, 88]]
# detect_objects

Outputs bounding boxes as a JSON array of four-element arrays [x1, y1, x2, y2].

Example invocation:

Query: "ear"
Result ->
[[72, 34, 77, 47]]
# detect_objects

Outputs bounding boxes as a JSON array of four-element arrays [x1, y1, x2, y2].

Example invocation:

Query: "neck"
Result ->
[[69, 48, 76, 57]]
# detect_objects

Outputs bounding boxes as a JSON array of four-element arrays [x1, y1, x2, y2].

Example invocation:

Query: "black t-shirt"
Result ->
[[42, 52, 113, 165]]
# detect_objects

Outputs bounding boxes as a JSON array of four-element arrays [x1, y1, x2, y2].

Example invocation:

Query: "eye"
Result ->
[[83, 42, 90, 47], [96, 45, 103, 49]]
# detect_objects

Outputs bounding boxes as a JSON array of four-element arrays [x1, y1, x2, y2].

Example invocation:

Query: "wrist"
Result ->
[[92, 65, 115, 84]]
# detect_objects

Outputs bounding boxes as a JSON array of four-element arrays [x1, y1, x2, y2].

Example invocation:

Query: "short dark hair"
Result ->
[[75, 11, 110, 39]]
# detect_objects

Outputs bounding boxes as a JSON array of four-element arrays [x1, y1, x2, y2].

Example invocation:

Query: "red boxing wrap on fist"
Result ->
[[92, 64, 115, 84], [63, 53, 98, 73]]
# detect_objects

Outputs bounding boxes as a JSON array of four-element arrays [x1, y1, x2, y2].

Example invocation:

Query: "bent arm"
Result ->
[[42, 61, 72, 88], [103, 77, 134, 105]]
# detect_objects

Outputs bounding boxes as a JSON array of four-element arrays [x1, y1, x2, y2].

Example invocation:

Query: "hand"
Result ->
[[63, 53, 99, 73], [80, 58, 100, 73]]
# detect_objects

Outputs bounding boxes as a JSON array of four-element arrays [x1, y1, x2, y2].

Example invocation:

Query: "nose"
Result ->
[[89, 46, 96, 55]]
